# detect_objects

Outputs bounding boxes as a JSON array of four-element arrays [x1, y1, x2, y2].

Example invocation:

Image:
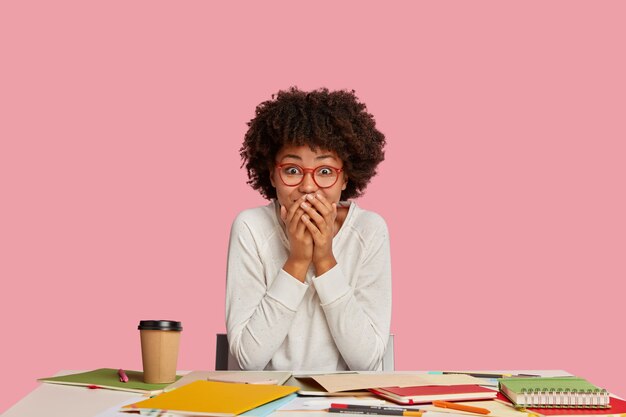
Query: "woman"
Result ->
[[226, 87, 391, 371]]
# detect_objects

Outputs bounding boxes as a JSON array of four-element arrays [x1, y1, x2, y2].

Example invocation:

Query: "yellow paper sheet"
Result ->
[[122, 380, 298, 416]]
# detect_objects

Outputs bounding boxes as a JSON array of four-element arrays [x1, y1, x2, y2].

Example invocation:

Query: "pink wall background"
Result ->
[[1, 1, 625, 413]]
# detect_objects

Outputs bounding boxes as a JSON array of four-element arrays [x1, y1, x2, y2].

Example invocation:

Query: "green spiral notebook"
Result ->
[[499, 377, 610, 409]]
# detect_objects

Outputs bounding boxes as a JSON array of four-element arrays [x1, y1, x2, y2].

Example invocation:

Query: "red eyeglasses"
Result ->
[[275, 163, 344, 188]]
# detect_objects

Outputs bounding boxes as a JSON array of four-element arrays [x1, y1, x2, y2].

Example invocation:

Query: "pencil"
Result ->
[[432, 400, 490, 415], [442, 372, 509, 379], [441, 371, 540, 379]]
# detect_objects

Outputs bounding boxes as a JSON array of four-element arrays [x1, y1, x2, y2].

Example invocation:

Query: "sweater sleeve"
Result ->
[[225, 212, 309, 370], [312, 216, 392, 370]]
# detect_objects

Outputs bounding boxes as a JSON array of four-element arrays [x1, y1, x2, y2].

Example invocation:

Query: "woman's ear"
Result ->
[[269, 163, 277, 187], [341, 177, 348, 191]]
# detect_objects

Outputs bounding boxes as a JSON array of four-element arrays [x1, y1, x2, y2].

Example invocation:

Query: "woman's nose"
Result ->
[[298, 172, 318, 193]]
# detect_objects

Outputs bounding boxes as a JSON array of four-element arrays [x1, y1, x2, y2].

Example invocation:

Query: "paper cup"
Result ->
[[138, 320, 182, 384]]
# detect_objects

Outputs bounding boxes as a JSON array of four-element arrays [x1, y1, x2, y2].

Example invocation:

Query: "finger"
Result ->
[[296, 213, 308, 234], [306, 193, 331, 217], [301, 213, 322, 240], [309, 194, 336, 227], [300, 200, 325, 227], [305, 194, 335, 230], [280, 205, 287, 222], [302, 195, 330, 225], [286, 197, 303, 221], [289, 208, 305, 234], [286, 195, 308, 224], [295, 213, 313, 242]]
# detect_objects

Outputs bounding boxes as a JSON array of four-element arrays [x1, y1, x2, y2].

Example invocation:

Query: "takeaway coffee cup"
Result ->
[[138, 320, 182, 383]]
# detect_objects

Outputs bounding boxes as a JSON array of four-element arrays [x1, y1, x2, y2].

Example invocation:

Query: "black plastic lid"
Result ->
[[138, 320, 182, 331]]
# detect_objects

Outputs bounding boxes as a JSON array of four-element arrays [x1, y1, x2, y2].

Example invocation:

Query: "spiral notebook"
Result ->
[[498, 377, 610, 409], [496, 393, 626, 417]]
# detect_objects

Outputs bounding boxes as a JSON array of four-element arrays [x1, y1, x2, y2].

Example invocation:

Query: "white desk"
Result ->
[[2, 370, 572, 417]]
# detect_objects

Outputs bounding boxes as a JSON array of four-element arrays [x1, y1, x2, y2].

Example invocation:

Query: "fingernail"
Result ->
[[316, 192, 322, 198], [306, 194, 315, 200], [300, 202, 309, 208]]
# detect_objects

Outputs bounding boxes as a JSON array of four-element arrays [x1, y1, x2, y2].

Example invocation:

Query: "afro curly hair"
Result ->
[[240, 87, 386, 200]]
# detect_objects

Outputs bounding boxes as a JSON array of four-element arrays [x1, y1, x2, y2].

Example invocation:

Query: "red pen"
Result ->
[[118, 369, 129, 383]]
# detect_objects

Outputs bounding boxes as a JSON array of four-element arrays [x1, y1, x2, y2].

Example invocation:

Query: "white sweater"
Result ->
[[225, 200, 392, 371]]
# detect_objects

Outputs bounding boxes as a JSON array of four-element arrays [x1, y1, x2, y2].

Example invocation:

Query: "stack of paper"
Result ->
[[309, 373, 485, 394], [166, 370, 293, 391]]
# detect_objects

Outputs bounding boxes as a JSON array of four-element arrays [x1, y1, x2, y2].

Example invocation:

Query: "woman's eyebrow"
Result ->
[[280, 154, 337, 161]]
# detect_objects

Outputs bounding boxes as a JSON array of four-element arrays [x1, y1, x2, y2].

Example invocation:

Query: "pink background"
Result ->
[[1, 1, 625, 413]]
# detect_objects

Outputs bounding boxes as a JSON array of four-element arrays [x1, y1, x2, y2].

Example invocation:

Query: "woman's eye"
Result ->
[[285, 166, 301, 175], [318, 167, 333, 176]]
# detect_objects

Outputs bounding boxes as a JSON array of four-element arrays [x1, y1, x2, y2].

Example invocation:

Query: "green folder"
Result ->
[[38, 368, 182, 395]]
